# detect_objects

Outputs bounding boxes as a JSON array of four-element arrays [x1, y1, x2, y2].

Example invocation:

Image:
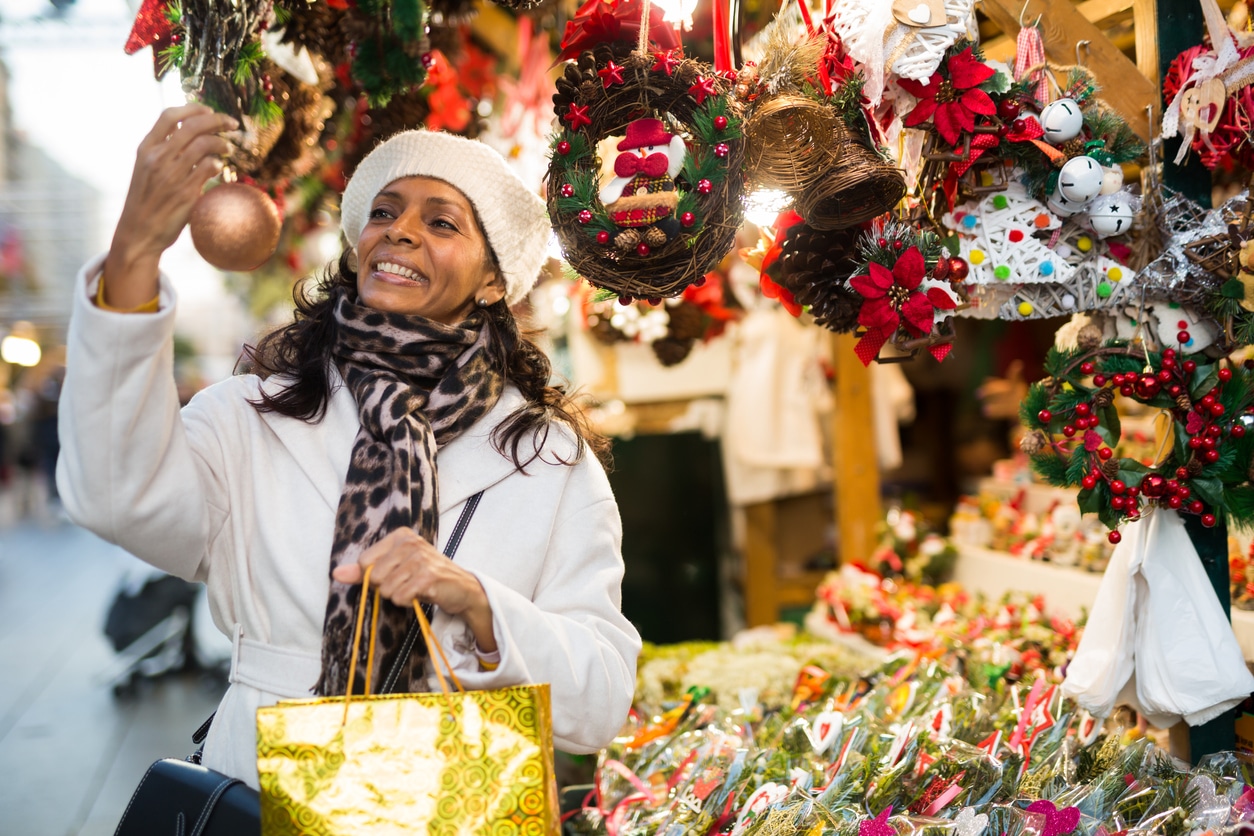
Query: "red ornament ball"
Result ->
[[1075, 402, 1091, 417], [1205, 449, 1221, 463], [1178, 330, 1192, 344], [714, 143, 730, 158], [557, 140, 571, 155], [1108, 531, 1122, 544], [1081, 475, 1097, 490], [1168, 496, 1183, 509], [680, 212, 696, 228], [596, 230, 610, 244], [949, 257, 969, 280], [1110, 479, 1126, 495], [714, 116, 728, 131], [1098, 447, 1114, 460], [1038, 409, 1053, 423], [577, 209, 593, 224], [618, 295, 634, 306], [1202, 513, 1217, 528], [1141, 474, 1166, 498], [1062, 425, 1076, 437], [560, 183, 575, 197], [1189, 499, 1205, 514], [1233, 424, 1247, 438], [877, 238, 888, 247], [696, 179, 712, 194], [1184, 360, 1198, 373], [636, 242, 651, 256], [998, 99, 1022, 121], [1080, 361, 1096, 375], [189, 183, 282, 272], [421, 52, 436, 70]]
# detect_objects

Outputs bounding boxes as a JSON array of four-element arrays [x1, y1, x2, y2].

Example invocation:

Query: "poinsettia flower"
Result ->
[[849, 246, 955, 338], [898, 48, 996, 146]]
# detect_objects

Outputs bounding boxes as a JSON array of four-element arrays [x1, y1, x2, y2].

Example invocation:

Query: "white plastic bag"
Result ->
[[1063, 510, 1254, 727]]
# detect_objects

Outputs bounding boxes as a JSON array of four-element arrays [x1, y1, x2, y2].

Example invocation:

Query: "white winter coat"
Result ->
[[57, 256, 641, 788]]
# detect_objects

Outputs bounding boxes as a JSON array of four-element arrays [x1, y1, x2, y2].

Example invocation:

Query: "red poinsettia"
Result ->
[[897, 48, 995, 146], [851, 246, 954, 337]]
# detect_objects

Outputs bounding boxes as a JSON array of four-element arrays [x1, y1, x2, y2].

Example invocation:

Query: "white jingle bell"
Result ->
[[1088, 197, 1136, 238], [1058, 156, 1104, 203], [1039, 97, 1084, 144], [1100, 165, 1124, 195], [1047, 187, 1085, 217]]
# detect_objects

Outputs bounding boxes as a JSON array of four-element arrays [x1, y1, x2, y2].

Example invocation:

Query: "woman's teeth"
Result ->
[[376, 262, 423, 281]]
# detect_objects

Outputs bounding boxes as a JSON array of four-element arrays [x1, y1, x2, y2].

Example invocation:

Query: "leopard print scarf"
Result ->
[[314, 289, 504, 696]]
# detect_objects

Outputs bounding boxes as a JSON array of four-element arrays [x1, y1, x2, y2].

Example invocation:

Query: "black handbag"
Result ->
[[113, 758, 259, 836], [112, 491, 484, 835]]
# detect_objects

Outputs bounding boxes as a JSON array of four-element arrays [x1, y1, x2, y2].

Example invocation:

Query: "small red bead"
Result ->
[[1201, 395, 1215, 407], [421, 52, 436, 69], [1205, 449, 1221, 463], [1111, 480, 1126, 495], [1168, 496, 1183, 509], [1081, 475, 1097, 490], [1111, 496, 1126, 511], [618, 296, 634, 305], [1038, 409, 1053, 423], [596, 230, 610, 244], [893, 240, 904, 250], [636, 243, 651, 256], [1178, 330, 1192, 344], [1098, 447, 1113, 460], [998, 99, 1022, 120], [877, 238, 888, 248], [1179, 486, 1192, 499], [1157, 369, 1172, 383], [1008, 229, 1024, 243], [1163, 357, 1176, 369], [1177, 466, 1190, 479], [948, 258, 969, 280], [1189, 500, 1204, 514], [1207, 425, 1222, 437], [1178, 320, 1189, 329], [1211, 403, 1226, 417], [1108, 531, 1122, 544], [560, 183, 575, 197], [1189, 437, 1203, 449], [1220, 368, 1233, 382], [1202, 513, 1217, 528], [1233, 424, 1247, 438], [714, 143, 730, 158], [1164, 348, 1177, 358], [696, 179, 712, 194], [557, 141, 571, 155], [1063, 425, 1076, 438], [680, 212, 696, 228], [1127, 486, 1139, 498], [1093, 374, 1107, 386], [714, 116, 728, 130], [1120, 384, 1134, 397], [1075, 403, 1091, 417], [1080, 362, 1096, 375], [1168, 385, 1183, 396], [577, 210, 593, 224], [1184, 360, 1197, 373]]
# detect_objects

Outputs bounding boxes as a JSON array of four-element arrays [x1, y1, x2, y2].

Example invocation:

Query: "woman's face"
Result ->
[[355, 176, 504, 323]]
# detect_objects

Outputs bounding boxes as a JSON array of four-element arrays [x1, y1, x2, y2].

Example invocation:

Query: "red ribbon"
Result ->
[[614, 152, 669, 178], [854, 327, 891, 366], [712, 0, 733, 74]]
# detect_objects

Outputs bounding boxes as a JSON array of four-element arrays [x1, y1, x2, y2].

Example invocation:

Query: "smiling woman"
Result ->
[[56, 116, 641, 790]]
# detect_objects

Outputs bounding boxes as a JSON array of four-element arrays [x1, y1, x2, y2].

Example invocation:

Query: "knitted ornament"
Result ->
[[340, 130, 549, 305]]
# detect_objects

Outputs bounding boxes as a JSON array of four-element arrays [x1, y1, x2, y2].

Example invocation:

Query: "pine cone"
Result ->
[[1019, 430, 1049, 455], [1101, 460, 1120, 480], [1187, 458, 1205, 477], [776, 222, 862, 333], [1176, 394, 1193, 411], [1092, 388, 1115, 409], [275, 0, 351, 65], [652, 337, 695, 366], [1077, 324, 1103, 350], [666, 300, 706, 342]]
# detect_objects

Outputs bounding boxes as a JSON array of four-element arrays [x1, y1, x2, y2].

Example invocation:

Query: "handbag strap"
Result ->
[[379, 490, 483, 694]]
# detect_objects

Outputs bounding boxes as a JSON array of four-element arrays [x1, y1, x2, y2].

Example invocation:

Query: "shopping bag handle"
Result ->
[[343, 565, 467, 723]]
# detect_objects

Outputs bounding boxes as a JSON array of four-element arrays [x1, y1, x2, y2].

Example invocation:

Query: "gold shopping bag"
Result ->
[[256, 568, 560, 835]]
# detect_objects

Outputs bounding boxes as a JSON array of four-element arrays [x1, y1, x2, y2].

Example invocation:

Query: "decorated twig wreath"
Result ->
[[1020, 329, 1254, 543], [547, 45, 747, 301]]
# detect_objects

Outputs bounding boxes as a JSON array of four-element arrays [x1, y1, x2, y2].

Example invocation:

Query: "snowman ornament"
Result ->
[[598, 117, 687, 253]]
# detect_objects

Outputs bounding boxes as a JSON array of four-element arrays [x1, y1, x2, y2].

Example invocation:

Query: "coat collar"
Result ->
[[258, 368, 524, 519]]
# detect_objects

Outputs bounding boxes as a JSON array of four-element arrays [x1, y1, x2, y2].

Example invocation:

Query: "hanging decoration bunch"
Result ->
[[547, 8, 747, 301], [1019, 331, 1254, 542]]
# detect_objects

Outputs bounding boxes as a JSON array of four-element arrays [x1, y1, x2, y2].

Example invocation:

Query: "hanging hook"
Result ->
[[1019, 0, 1041, 28], [1076, 40, 1091, 66]]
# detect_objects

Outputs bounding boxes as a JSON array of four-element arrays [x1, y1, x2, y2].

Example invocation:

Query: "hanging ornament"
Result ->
[[189, 182, 283, 271], [1038, 98, 1084, 144], [547, 44, 746, 300]]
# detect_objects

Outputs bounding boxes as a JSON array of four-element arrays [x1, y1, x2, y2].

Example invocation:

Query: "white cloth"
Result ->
[[1063, 510, 1254, 727], [58, 255, 641, 788]]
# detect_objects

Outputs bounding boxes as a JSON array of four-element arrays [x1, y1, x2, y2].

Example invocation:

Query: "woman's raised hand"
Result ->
[[332, 528, 499, 654], [102, 104, 238, 308]]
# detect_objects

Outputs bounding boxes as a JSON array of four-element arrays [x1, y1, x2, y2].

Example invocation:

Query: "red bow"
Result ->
[[615, 152, 669, 178]]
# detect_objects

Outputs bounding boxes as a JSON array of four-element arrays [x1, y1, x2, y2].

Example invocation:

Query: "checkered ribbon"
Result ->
[[1014, 25, 1048, 106]]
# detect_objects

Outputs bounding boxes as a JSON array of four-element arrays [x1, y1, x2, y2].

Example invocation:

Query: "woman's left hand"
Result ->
[[331, 528, 498, 653]]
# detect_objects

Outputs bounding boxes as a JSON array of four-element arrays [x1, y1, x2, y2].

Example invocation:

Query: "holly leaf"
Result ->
[[1192, 476, 1224, 508], [1097, 502, 1121, 531], [1078, 485, 1105, 515], [979, 69, 1013, 95], [1190, 365, 1218, 400], [1100, 404, 1121, 445]]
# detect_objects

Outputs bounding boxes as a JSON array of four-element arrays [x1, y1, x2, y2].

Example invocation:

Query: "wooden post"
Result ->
[[832, 335, 881, 565], [743, 501, 779, 627]]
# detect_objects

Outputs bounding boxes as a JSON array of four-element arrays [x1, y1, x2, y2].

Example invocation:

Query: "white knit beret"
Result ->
[[340, 130, 551, 306]]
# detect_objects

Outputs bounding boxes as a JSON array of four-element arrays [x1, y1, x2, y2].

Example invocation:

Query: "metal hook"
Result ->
[[1076, 40, 1090, 66], [1019, 0, 1041, 28]]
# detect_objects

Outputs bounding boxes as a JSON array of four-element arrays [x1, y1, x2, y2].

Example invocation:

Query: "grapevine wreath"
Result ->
[[547, 45, 747, 301], [1020, 328, 1254, 543]]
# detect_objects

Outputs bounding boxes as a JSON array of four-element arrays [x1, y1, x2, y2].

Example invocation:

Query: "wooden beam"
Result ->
[[743, 501, 779, 627], [981, 0, 1156, 141], [982, 0, 1134, 63], [831, 335, 881, 566], [1133, 0, 1161, 91]]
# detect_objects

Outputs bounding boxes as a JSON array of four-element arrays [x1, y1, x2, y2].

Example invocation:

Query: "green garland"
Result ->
[[1020, 338, 1254, 540]]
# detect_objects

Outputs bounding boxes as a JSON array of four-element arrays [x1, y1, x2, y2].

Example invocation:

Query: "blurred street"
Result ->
[[0, 505, 226, 836]]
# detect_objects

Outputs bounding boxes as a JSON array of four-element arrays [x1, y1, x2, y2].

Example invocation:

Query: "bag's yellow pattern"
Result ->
[[256, 683, 558, 835]]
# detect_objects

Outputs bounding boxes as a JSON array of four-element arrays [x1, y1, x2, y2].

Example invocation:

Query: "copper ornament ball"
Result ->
[[189, 183, 282, 271]]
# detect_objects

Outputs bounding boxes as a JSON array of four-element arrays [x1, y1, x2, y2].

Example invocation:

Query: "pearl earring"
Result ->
[[477, 298, 488, 307]]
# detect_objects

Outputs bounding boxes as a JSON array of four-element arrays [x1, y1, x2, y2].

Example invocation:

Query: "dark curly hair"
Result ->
[[239, 248, 610, 471]]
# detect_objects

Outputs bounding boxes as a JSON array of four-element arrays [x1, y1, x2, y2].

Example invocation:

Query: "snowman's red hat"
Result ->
[[617, 118, 673, 151]]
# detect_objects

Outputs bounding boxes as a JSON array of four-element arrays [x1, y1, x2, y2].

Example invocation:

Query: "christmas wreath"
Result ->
[[547, 46, 747, 301], [1020, 328, 1254, 542]]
